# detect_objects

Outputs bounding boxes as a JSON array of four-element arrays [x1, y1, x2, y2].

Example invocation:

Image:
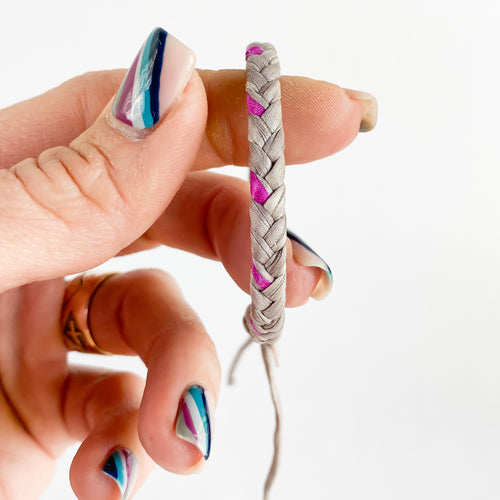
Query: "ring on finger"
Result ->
[[60, 273, 117, 354]]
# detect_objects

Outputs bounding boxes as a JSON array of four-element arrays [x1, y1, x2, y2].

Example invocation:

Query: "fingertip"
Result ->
[[175, 384, 213, 461], [101, 448, 139, 500], [343, 88, 378, 133], [196, 71, 373, 169], [285, 244, 323, 307], [135, 316, 220, 474], [138, 333, 220, 474], [281, 76, 364, 164], [70, 409, 151, 500], [285, 233, 334, 306]]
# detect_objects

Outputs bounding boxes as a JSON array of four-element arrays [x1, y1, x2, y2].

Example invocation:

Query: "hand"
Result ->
[[0, 28, 377, 499]]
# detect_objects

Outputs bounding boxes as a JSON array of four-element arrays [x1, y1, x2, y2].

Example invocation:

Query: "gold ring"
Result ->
[[60, 273, 117, 354]]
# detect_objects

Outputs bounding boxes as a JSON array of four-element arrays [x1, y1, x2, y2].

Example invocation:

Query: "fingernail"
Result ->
[[176, 384, 212, 460], [344, 88, 378, 132], [102, 448, 138, 500], [112, 27, 195, 130], [288, 230, 333, 300]]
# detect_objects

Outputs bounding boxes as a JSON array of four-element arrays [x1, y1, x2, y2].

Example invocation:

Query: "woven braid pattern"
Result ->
[[244, 42, 286, 345]]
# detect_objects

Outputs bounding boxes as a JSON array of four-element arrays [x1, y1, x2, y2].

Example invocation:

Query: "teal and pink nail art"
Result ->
[[102, 448, 138, 500], [288, 230, 333, 300], [112, 27, 195, 130], [176, 385, 212, 460]]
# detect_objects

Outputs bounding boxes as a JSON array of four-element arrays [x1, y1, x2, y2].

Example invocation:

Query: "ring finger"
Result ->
[[64, 269, 221, 498]]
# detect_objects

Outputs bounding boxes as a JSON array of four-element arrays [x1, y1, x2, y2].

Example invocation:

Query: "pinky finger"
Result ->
[[64, 368, 154, 500]]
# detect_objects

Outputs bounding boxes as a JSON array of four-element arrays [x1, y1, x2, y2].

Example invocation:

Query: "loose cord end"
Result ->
[[227, 337, 253, 385], [261, 344, 282, 500]]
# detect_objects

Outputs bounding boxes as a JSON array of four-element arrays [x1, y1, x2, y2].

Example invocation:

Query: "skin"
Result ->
[[0, 68, 368, 499]]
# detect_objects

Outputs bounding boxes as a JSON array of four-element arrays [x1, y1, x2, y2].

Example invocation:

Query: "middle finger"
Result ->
[[123, 170, 333, 307]]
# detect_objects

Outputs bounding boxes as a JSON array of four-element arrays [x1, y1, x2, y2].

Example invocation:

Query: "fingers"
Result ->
[[134, 171, 331, 306], [65, 368, 152, 500], [0, 29, 375, 292], [86, 270, 221, 474], [65, 269, 221, 498], [0, 269, 219, 498], [0, 70, 125, 169], [195, 69, 375, 169], [0, 29, 207, 292], [0, 69, 376, 172]]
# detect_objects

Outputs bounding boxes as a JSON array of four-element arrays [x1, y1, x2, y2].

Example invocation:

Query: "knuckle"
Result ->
[[104, 371, 145, 396], [7, 143, 130, 248], [204, 74, 239, 167], [35, 143, 127, 228], [126, 268, 177, 289], [205, 179, 249, 253]]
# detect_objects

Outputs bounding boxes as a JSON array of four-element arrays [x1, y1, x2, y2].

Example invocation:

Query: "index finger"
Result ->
[[0, 69, 376, 170], [196, 69, 377, 169]]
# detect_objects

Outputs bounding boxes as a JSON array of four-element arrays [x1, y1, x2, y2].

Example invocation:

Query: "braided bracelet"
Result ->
[[229, 41, 286, 500]]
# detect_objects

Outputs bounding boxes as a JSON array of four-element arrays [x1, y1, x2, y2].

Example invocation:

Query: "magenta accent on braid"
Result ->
[[246, 94, 266, 116], [250, 171, 270, 204], [246, 45, 264, 60], [250, 317, 265, 335], [252, 262, 271, 290]]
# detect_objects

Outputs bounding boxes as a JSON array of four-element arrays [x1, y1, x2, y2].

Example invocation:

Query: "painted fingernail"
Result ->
[[344, 88, 378, 132], [288, 230, 333, 300], [176, 385, 212, 460], [112, 27, 195, 130], [102, 448, 138, 500]]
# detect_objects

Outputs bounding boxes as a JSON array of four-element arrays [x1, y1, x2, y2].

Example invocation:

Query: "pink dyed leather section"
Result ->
[[250, 171, 270, 204], [245, 45, 264, 60], [252, 262, 271, 290], [246, 94, 265, 116], [250, 317, 265, 335]]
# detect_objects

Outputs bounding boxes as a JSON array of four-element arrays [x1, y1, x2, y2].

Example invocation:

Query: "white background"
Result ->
[[1, 0, 500, 499]]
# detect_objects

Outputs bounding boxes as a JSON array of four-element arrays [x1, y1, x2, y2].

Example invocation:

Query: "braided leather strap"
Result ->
[[229, 42, 286, 500], [231, 42, 286, 500], [244, 42, 286, 344]]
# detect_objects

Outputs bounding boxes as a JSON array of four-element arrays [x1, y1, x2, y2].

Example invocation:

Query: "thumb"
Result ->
[[0, 27, 206, 293]]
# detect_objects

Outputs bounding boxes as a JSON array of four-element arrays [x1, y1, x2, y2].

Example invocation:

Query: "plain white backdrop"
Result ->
[[1, 0, 500, 498]]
